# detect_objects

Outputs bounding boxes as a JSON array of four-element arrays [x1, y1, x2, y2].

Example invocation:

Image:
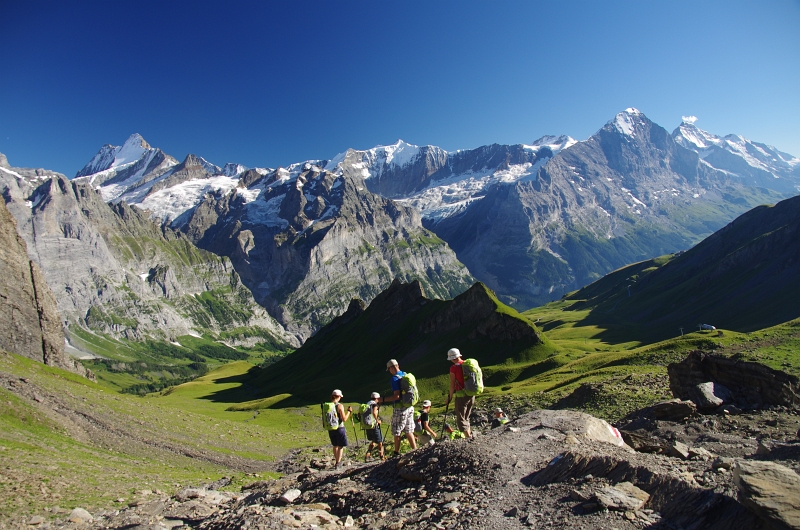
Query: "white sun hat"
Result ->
[[447, 348, 461, 360]]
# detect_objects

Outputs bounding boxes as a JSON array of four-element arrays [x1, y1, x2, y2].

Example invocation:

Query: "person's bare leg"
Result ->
[[406, 432, 417, 450]]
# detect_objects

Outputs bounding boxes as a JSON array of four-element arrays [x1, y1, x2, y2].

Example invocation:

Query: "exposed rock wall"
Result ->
[[0, 199, 89, 376], [1, 168, 297, 348], [668, 350, 800, 409], [183, 167, 474, 341]]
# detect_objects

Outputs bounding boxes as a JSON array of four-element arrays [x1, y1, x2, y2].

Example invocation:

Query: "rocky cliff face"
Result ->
[[1, 161, 297, 349], [0, 198, 90, 376], [181, 164, 475, 340]]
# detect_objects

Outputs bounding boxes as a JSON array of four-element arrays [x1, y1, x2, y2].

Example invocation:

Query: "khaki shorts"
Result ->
[[391, 406, 415, 436]]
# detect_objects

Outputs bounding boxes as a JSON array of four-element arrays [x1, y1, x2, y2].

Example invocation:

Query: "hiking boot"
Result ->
[[391, 451, 401, 458]]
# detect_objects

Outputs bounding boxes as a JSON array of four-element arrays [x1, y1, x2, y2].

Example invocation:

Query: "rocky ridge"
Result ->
[[673, 118, 800, 193], [180, 164, 474, 341], [1, 163, 296, 348], [252, 279, 543, 402]]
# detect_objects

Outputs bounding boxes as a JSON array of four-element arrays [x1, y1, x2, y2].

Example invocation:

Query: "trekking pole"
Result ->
[[350, 412, 360, 447], [440, 400, 451, 434], [382, 413, 391, 447]]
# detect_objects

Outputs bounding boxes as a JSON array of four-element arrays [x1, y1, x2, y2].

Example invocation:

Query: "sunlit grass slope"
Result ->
[[557, 194, 800, 343], [235, 282, 557, 408], [0, 351, 323, 525]]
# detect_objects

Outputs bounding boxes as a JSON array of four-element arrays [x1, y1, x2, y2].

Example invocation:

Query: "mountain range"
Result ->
[[2, 109, 798, 350], [73, 110, 800, 316]]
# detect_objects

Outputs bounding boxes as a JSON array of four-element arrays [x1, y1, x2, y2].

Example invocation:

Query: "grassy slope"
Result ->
[[559, 195, 800, 343], [5, 311, 800, 524], [0, 352, 325, 525]]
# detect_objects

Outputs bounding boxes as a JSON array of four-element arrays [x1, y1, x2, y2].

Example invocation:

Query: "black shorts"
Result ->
[[365, 427, 383, 443], [328, 426, 348, 447]]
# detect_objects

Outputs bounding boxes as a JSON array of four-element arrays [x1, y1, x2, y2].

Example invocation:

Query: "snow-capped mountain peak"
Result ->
[[672, 118, 800, 191], [610, 108, 643, 137], [673, 119, 721, 150], [114, 133, 150, 166], [75, 133, 152, 178]]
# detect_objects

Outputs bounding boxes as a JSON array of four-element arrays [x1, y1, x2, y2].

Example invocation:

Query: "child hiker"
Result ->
[[363, 392, 385, 460]]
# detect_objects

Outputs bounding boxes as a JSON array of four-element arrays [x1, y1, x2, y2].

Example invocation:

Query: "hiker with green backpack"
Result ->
[[321, 389, 353, 468], [445, 348, 483, 439], [362, 392, 385, 460], [377, 359, 418, 457]]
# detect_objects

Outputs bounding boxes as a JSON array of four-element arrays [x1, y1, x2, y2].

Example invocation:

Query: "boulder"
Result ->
[[619, 429, 665, 454], [733, 460, 800, 529], [514, 409, 631, 450], [68, 507, 93, 523], [595, 482, 650, 511], [279, 488, 302, 504], [162, 500, 217, 521], [667, 441, 691, 460], [691, 382, 733, 411], [651, 399, 697, 421]]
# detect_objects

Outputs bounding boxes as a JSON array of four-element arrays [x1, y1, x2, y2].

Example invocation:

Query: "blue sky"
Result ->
[[2, 0, 799, 176]]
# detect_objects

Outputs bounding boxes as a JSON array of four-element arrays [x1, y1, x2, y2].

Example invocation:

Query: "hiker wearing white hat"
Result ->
[[445, 347, 474, 438], [378, 359, 417, 456], [491, 407, 509, 429], [416, 400, 437, 446], [363, 392, 384, 460], [325, 389, 353, 468]]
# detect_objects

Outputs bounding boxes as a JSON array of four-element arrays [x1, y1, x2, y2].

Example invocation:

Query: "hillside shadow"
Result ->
[[197, 364, 266, 404]]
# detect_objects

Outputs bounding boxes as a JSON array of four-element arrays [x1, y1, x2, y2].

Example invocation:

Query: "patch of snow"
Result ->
[[614, 111, 635, 137], [523, 135, 577, 153], [236, 185, 263, 204], [139, 174, 240, 226], [243, 194, 289, 228], [0, 166, 23, 179]]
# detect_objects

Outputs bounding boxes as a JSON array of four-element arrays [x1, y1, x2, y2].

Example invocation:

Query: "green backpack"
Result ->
[[400, 372, 419, 408], [359, 403, 376, 429], [321, 402, 340, 431], [462, 358, 484, 396]]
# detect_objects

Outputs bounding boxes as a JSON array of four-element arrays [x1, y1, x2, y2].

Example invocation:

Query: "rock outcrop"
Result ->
[[734, 460, 800, 530], [669, 350, 800, 410], [0, 199, 89, 376]]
